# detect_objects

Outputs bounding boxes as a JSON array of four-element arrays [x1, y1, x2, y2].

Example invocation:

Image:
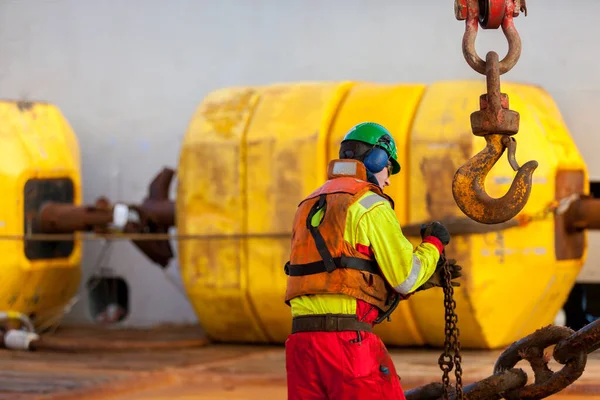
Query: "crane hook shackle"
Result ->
[[459, 0, 525, 75]]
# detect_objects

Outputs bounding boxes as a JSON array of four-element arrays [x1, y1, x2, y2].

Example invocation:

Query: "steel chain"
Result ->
[[438, 253, 464, 399]]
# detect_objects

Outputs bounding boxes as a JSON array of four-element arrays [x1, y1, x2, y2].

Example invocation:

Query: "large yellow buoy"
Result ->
[[0, 101, 82, 331], [177, 81, 588, 349]]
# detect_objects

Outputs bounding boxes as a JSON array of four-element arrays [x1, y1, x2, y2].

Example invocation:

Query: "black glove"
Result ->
[[415, 258, 463, 292], [420, 221, 451, 246]]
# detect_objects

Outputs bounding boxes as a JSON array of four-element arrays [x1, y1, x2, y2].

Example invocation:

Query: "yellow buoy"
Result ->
[[177, 81, 587, 349], [0, 101, 82, 331]]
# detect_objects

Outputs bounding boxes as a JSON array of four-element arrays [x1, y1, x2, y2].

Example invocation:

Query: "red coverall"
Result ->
[[286, 300, 405, 400]]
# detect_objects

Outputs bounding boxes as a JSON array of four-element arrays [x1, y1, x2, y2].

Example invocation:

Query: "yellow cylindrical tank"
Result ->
[[0, 101, 82, 331], [177, 81, 588, 349]]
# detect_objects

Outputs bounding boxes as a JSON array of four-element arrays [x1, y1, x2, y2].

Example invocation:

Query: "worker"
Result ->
[[283, 122, 462, 399]]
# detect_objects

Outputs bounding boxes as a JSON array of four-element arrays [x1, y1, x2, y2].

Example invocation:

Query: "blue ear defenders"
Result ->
[[363, 137, 391, 173]]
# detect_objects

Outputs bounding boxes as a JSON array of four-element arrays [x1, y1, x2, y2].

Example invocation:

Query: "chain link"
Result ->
[[438, 253, 463, 399]]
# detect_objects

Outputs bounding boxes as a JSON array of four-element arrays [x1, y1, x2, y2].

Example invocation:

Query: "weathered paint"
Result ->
[[177, 80, 588, 349], [0, 101, 82, 332]]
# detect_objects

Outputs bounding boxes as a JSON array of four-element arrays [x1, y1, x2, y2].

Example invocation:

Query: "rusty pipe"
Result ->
[[38, 200, 175, 235], [32, 168, 177, 268], [36, 200, 176, 267], [564, 196, 600, 232], [37, 202, 113, 234], [0, 330, 209, 352], [36, 168, 176, 235]]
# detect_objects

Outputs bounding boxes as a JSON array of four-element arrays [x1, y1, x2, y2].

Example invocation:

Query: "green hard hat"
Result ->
[[341, 122, 401, 175]]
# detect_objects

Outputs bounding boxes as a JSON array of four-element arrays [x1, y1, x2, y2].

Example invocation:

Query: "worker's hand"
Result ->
[[420, 221, 450, 246], [445, 258, 462, 284], [415, 258, 462, 292]]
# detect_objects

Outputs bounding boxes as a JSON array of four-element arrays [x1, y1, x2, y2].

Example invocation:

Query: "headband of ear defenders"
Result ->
[[341, 135, 398, 174]]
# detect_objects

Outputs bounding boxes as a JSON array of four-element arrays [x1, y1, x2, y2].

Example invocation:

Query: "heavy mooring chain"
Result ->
[[406, 318, 600, 400], [438, 253, 464, 399], [493, 325, 587, 400]]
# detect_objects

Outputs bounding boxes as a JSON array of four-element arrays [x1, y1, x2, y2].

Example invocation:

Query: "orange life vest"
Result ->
[[284, 159, 396, 312]]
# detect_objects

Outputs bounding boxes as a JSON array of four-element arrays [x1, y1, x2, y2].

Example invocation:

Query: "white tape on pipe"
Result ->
[[4, 329, 39, 351]]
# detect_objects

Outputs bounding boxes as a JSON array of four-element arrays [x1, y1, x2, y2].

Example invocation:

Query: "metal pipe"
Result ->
[[0, 329, 209, 352], [38, 202, 113, 233], [564, 196, 600, 232], [36, 169, 176, 235]]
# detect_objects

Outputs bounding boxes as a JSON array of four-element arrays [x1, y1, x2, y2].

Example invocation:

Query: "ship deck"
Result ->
[[1, 324, 599, 400]]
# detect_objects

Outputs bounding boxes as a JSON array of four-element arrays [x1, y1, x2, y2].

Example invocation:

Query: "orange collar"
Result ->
[[326, 159, 367, 181]]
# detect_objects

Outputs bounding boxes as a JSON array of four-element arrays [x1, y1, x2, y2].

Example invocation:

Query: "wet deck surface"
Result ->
[[1, 324, 600, 399]]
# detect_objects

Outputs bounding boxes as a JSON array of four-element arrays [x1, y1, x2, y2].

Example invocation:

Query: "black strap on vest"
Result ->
[[284, 256, 380, 276], [306, 194, 337, 273], [283, 193, 381, 277]]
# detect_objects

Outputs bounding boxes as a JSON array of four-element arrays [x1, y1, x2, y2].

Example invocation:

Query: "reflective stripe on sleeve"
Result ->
[[394, 255, 422, 295]]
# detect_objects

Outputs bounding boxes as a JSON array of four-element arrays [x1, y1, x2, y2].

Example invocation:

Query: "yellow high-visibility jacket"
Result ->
[[290, 189, 441, 317]]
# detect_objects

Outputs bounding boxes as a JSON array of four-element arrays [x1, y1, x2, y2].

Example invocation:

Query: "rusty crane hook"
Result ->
[[452, 51, 538, 225], [453, 134, 538, 225], [453, 0, 537, 225]]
